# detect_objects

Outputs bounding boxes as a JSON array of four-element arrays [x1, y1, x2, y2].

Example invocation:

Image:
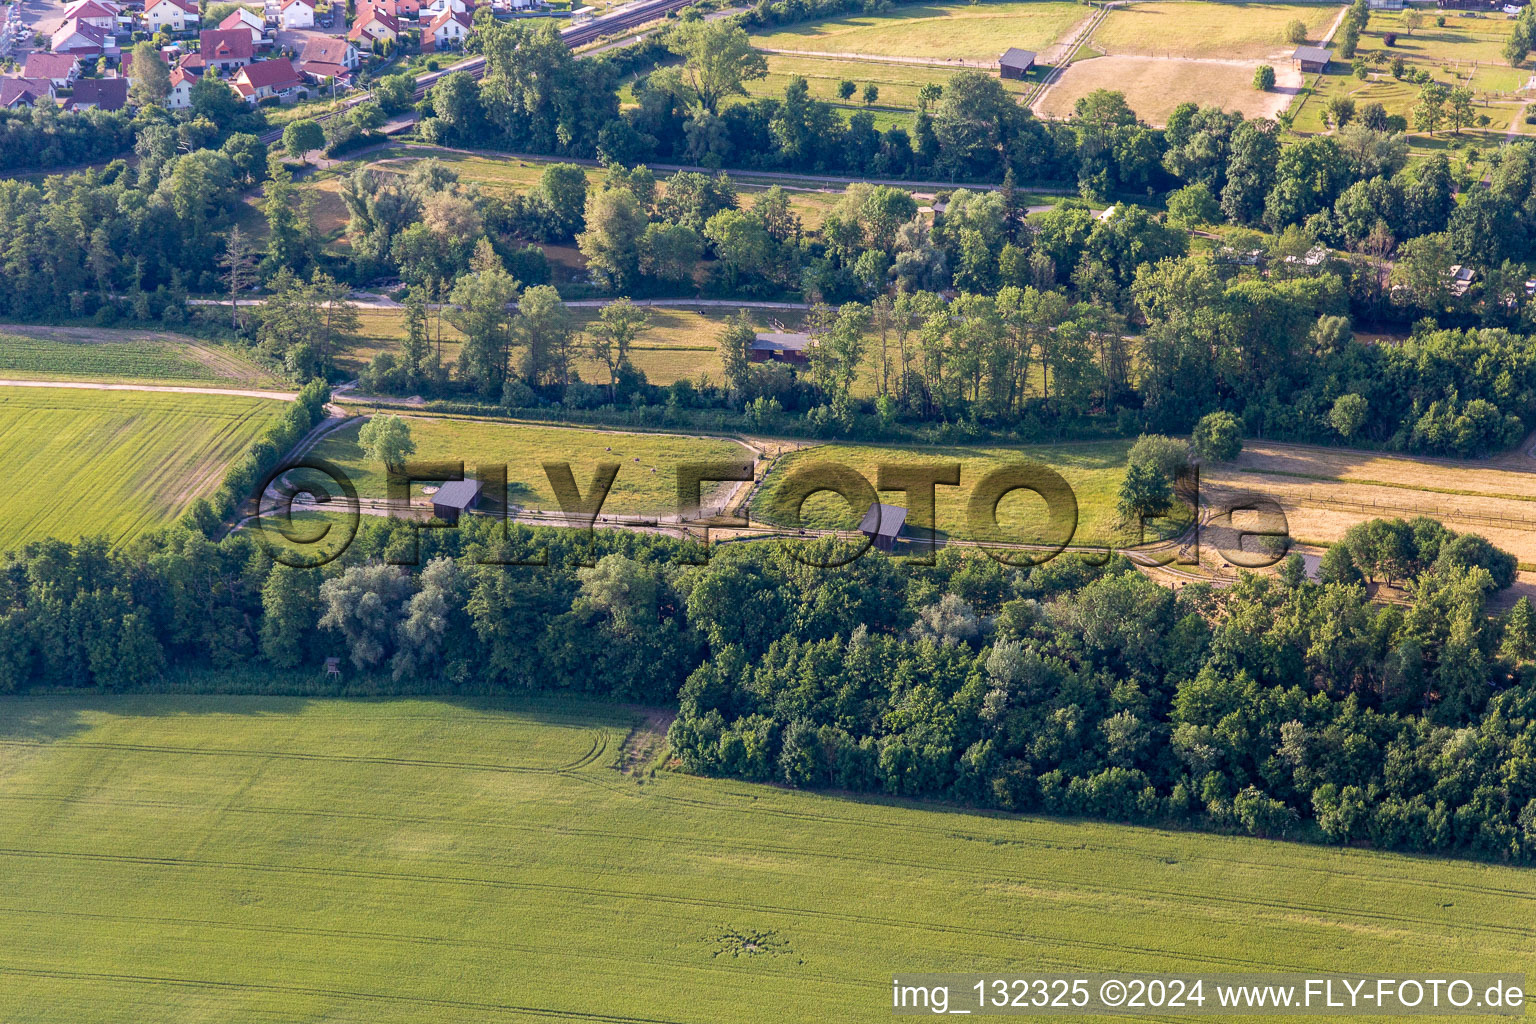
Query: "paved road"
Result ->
[[0, 378, 297, 400]]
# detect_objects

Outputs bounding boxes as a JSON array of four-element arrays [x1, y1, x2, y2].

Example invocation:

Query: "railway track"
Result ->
[[258, 0, 694, 144]]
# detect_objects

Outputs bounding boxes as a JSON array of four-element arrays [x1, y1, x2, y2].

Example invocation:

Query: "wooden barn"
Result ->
[[1291, 45, 1332, 73], [858, 502, 908, 552], [998, 47, 1036, 80], [750, 332, 812, 365], [431, 479, 482, 524]]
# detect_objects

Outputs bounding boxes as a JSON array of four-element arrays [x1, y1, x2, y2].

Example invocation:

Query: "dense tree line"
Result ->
[[2, 515, 1533, 861], [0, 105, 136, 173]]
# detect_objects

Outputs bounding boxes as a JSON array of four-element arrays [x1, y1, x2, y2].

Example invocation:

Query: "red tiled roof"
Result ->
[[349, 7, 399, 36], [199, 27, 254, 62], [146, 0, 199, 14], [236, 57, 300, 90], [299, 36, 352, 63], [24, 53, 81, 79], [428, 7, 470, 30], [64, 1, 119, 20]]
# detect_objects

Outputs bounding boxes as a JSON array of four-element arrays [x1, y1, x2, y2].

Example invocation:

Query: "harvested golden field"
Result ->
[[1036, 54, 1300, 125]]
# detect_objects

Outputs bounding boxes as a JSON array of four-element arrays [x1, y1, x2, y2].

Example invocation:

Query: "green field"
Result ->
[[1090, 1, 1338, 60], [740, 53, 1036, 120], [307, 415, 752, 514], [0, 387, 287, 550], [0, 327, 276, 386], [339, 305, 807, 385], [2, 693, 1533, 1023], [750, 439, 1170, 548], [749, 0, 1086, 62]]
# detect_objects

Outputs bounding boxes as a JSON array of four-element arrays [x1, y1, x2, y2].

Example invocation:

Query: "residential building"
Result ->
[[23, 52, 82, 88], [217, 7, 266, 44], [300, 35, 359, 68], [278, 0, 315, 29], [199, 27, 254, 71], [423, 7, 470, 50], [359, 0, 419, 20], [0, 77, 56, 108], [144, 0, 200, 33], [62, 0, 121, 31], [348, 6, 400, 45], [166, 63, 196, 107], [65, 76, 129, 109], [298, 35, 358, 84], [52, 20, 120, 57], [229, 56, 303, 102]]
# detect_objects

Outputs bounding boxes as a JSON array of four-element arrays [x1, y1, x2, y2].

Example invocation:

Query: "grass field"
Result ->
[[1290, 8, 1528, 143], [308, 414, 752, 515], [3, 693, 1533, 1023], [749, 0, 1087, 62], [0, 326, 278, 386], [749, 439, 1164, 548], [1090, 1, 1338, 60], [338, 305, 807, 385], [0, 387, 287, 550], [740, 54, 1035, 120]]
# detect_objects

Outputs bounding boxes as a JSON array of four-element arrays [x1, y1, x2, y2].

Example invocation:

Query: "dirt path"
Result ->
[[0, 379, 297, 401]]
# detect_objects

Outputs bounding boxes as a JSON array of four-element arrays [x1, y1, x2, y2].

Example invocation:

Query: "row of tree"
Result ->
[[2, 517, 1533, 861]]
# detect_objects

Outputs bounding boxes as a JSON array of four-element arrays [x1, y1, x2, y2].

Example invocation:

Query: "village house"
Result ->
[[423, 7, 471, 50], [277, 0, 316, 30], [65, 76, 129, 110], [0, 77, 56, 108], [348, 6, 400, 45], [23, 52, 82, 88], [52, 19, 120, 57], [165, 63, 196, 107], [421, 0, 472, 18], [199, 27, 254, 72], [229, 56, 303, 102], [144, 0, 199, 34], [359, 0, 420, 20], [217, 6, 266, 43], [298, 35, 358, 85], [62, 0, 121, 32]]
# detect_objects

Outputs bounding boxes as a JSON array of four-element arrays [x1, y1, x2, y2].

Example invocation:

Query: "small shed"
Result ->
[[750, 332, 812, 365], [858, 502, 908, 552], [998, 47, 1035, 80], [431, 479, 482, 524], [1291, 45, 1332, 73]]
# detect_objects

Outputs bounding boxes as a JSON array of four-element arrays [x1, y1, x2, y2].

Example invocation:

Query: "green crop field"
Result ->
[[2, 693, 1533, 1023], [1090, 1, 1338, 60], [307, 415, 752, 515], [749, 0, 1086, 62], [0, 387, 287, 550], [0, 327, 277, 386], [750, 439, 1174, 548]]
